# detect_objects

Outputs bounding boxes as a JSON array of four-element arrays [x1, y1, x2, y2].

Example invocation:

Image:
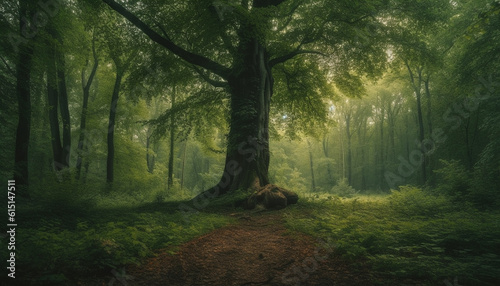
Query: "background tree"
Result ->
[[100, 13, 140, 183], [12, 0, 35, 197], [44, 19, 72, 173], [75, 16, 99, 180]]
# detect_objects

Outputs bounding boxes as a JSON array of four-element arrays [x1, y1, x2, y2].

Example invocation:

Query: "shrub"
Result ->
[[434, 159, 499, 208], [389, 186, 451, 217], [330, 178, 359, 198], [434, 160, 471, 199]]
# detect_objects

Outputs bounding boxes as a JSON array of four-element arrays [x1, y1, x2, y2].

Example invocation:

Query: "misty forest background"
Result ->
[[1, 0, 499, 285]]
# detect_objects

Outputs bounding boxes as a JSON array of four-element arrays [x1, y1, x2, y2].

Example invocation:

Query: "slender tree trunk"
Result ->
[[46, 44, 64, 171], [307, 140, 316, 192], [46, 25, 71, 173], [57, 51, 71, 170], [77, 40, 98, 180], [379, 107, 385, 188], [415, 78, 426, 184], [405, 62, 427, 184], [424, 77, 433, 182], [13, 0, 34, 198], [106, 68, 123, 183], [322, 136, 333, 185], [181, 139, 187, 190], [424, 78, 433, 137], [357, 122, 367, 191], [345, 113, 352, 185], [387, 105, 396, 162], [146, 133, 155, 173], [405, 113, 410, 158], [82, 157, 90, 183], [339, 123, 345, 179], [167, 85, 176, 189], [464, 118, 474, 171]]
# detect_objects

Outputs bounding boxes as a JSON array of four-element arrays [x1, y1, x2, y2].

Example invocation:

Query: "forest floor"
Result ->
[[96, 211, 384, 286], [8, 191, 498, 285]]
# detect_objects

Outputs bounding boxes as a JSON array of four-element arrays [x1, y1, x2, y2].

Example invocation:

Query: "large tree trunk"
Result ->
[[197, 39, 271, 198], [194, 39, 298, 209], [13, 0, 34, 198]]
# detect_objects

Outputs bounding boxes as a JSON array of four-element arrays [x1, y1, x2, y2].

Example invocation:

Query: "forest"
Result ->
[[1, 0, 499, 285]]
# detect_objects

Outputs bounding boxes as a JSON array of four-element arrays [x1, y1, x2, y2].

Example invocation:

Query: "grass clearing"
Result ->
[[282, 188, 500, 285]]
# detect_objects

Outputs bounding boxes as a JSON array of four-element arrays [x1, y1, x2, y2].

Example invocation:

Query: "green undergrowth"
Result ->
[[282, 186, 500, 285], [1, 198, 234, 285]]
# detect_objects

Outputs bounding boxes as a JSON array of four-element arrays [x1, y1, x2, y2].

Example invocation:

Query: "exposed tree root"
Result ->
[[243, 184, 299, 209], [192, 183, 299, 210]]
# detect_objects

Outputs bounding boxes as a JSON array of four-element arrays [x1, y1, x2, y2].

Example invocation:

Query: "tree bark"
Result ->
[[13, 0, 34, 198]]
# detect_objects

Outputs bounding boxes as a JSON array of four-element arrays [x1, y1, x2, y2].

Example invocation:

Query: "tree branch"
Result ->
[[0, 56, 15, 77], [102, 0, 231, 79], [269, 49, 325, 67], [191, 65, 229, 88], [332, 14, 373, 25], [254, 0, 287, 8], [83, 33, 99, 92]]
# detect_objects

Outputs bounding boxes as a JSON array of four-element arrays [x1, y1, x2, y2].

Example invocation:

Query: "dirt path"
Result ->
[[120, 212, 377, 286]]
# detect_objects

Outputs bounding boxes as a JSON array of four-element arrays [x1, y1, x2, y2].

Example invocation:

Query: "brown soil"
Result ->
[[117, 212, 380, 286]]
